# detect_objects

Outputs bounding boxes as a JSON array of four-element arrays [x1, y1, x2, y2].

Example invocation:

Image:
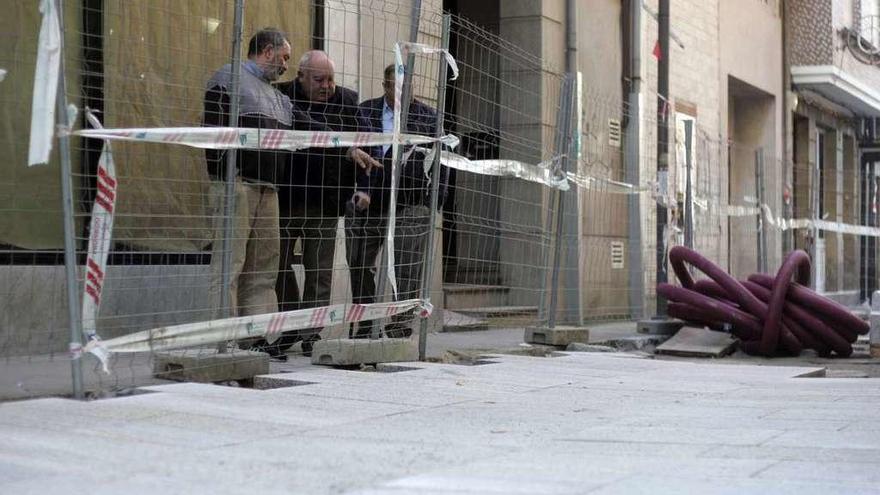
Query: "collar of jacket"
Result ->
[[242, 60, 268, 82], [292, 78, 342, 109]]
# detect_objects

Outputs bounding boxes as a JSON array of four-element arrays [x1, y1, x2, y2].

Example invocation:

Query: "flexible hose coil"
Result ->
[[658, 246, 868, 357]]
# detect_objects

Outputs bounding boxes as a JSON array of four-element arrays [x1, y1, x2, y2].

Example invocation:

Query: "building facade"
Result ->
[[5, 0, 880, 357], [787, 0, 880, 304]]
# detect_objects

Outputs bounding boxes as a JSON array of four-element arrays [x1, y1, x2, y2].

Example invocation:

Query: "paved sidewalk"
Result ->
[[0, 322, 639, 401], [2, 352, 880, 494]]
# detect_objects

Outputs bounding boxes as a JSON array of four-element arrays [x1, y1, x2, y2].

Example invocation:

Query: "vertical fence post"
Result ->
[[783, 161, 793, 256], [218, 0, 244, 352], [755, 148, 768, 273], [374, 0, 422, 320], [55, 0, 84, 400], [655, 0, 670, 316], [684, 119, 694, 250], [417, 14, 451, 361], [401, 0, 422, 109], [546, 74, 576, 329], [811, 138, 821, 289], [625, 0, 644, 320]]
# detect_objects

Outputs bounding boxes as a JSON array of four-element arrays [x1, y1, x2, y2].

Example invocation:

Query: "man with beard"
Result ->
[[203, 28, 297, 325]]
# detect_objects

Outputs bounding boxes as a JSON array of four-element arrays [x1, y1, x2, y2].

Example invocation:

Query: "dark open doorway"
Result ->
[[440, 0, 500, 283]]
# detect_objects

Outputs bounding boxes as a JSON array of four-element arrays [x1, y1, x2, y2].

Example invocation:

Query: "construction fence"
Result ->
[[1, 0, 876, 399]]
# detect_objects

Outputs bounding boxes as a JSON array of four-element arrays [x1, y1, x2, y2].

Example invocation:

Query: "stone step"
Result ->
[[442, 310, 490, 332], [454, 305, 539, 319], [443, 283, 510, 309], [443, 265, 502, 285]]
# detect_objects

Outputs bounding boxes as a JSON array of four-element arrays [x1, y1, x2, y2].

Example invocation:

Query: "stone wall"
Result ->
[[788, 0, 834, 66]]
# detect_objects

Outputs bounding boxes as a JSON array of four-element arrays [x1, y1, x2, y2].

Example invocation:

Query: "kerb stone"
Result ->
[[153, 349, 268, 383], [311, 338, 417, 366], [524, 326, 590, 347]]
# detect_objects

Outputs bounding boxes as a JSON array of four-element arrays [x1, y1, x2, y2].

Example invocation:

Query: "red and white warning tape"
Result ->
[[79, 111, 115, 370], [72, 126, 459, 152], [83, 299, 432, 360]]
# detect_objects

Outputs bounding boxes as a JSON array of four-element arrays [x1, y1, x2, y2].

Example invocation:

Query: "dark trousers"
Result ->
[[256, 208, 337, 353], [345, 204, 431, 338]]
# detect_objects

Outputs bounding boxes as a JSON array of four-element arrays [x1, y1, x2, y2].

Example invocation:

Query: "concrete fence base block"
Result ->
[[637, 317, 684, 335], [153, 349, 269, 383], [311, 338, 417, 366], [870, 290, 880, 358], [524, 326, 591, 347], [600, 334, 669, 352]]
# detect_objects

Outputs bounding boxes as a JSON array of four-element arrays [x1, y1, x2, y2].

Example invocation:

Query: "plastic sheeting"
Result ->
[[101, 0, 311, 252], [28, 0, 61, 166], [0, 1, 82, 249]]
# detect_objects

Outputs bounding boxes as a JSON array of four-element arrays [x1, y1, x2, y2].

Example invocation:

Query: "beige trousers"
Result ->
[[209, 180, 280, 318]]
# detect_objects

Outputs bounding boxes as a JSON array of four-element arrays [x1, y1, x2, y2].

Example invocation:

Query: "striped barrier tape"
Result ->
[[78, 111, 114, 370], [73, 126, 460, 152], [566, 172, 648, 194], [567, 170, 880, 238], [419, 146, 569, 191], [384, 41, 460, 298], [84, 298, 429, 363]]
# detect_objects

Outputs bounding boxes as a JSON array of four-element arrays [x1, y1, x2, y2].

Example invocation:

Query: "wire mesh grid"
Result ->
[[3, 0, 879, 400], [440, 14, 566, 330], [790, 120, 867, 299], [0, 0, 438, 396]]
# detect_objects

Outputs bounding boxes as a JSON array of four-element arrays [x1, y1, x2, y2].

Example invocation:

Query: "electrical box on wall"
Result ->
[[608, 119, 622, 148], [611, 241, 625, 269]]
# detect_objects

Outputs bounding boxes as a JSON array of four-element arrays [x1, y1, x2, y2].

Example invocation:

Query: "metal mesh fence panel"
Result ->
[[3, 1, 878, 400], [1, 0, 573, 399], [0, 0, 426, 397], [440, 14, 566, 331]]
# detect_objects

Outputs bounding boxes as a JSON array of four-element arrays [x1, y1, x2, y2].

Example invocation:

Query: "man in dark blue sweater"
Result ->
[[348, 64, 446, 338]]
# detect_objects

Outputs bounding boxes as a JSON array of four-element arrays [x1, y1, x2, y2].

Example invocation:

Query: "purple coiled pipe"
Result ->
[[657, 246, 868, 357]]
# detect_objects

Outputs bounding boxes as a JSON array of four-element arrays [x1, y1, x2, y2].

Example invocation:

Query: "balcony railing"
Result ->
[[857, 13, 880, 55]]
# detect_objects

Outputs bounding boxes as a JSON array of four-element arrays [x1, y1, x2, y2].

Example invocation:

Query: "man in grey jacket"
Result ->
[[203, 28, 302, 351]]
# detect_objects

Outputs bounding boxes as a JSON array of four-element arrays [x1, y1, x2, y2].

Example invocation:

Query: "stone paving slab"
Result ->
[[587, 475, 880, 495], [655, 326, 737, 357], [701, 444, 880, 463], [2, 352, 880, 494], [756, 460, 880, 484]]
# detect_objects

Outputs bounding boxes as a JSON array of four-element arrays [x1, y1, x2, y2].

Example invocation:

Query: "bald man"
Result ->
[[265, 50, 378, 357]]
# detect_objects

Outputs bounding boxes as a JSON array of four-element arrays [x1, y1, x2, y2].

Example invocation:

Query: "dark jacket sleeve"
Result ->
[[356, 101, 386, 195], [292, 106, 330, 132], [405, 101, 449, 209], [414, 103, 449, 209], [203, 85, 229, 180], [337, 90, 368, 195]]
